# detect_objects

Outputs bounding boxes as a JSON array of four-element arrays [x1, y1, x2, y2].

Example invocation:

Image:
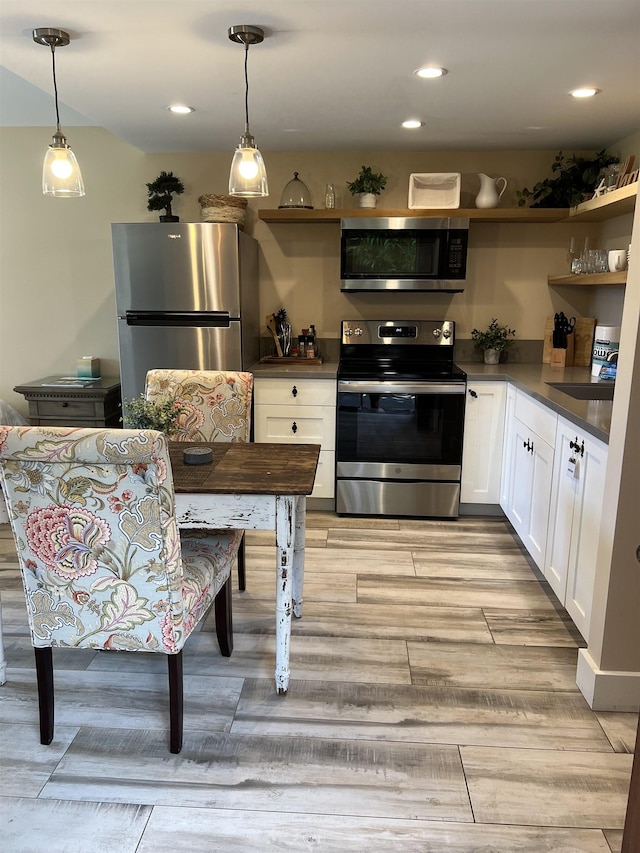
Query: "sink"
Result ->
[[546, 382, 615, 401]]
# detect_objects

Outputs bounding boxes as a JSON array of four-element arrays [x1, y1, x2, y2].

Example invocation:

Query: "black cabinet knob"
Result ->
[[469, 389, 478, 398], [291, 385, 298, 398], [291, 421, 298, 434]]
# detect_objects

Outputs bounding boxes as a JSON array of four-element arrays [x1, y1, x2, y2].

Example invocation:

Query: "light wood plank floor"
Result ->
[[0, 515, 636, 853]]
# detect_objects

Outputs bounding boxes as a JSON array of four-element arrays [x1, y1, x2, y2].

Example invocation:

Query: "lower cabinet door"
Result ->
[[545, 427, 577, 602], [504, 417, 554, 570], [545, 418, 608, 641], [461, 381, 506, 504], [564, 431, 607, 640]]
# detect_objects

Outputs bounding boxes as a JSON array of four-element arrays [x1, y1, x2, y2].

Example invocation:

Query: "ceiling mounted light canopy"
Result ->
[[228, 24, 268, 197], [33, 27, 85, 197]]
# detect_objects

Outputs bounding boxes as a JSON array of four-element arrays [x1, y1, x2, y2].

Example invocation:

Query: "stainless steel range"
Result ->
[[336, 319, 466, 518]]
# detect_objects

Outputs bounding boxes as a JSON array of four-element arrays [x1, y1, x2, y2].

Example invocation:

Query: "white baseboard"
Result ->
[[577, 648, 640, 711]]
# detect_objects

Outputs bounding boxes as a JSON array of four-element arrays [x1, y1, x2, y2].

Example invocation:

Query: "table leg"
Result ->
[[274, 494, 295, 694], [292, 495, 306, 619], [0, 594, 7, 685]]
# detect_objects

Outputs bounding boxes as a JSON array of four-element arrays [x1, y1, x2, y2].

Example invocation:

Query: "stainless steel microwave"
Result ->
[[340, 217, 469, 292]]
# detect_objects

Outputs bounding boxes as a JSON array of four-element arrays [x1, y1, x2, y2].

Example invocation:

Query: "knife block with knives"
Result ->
[[543, 316, 596, 368]]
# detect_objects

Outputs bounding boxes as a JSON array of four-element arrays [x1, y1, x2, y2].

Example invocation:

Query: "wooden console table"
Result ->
[[13, 376, 122, 428]]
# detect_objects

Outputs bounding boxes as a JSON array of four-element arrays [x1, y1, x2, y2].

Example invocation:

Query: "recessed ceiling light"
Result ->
[[569, 87, 600, 98], [402, 120, 425, 129], [168, 104, 195, 114], [414, 66, 447, 79]]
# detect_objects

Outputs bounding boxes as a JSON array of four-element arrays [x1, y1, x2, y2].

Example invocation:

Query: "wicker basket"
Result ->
[[198, 194, 248, 229]]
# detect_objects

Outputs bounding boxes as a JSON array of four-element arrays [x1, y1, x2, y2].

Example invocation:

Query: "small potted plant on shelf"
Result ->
[[122, 394, 187, 436], [146, 170, 185, 222], [471, 318, 516, 364], [346, 165, 388, 209]]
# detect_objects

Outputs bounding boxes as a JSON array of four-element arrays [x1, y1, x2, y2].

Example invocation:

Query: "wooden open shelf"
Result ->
[[257, 207, 569, 224], [548, 271, 627, 287], [569, 182, 638, 222]]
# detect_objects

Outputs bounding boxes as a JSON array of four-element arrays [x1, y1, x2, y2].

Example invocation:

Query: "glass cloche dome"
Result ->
[[278, 172, 313, 209]]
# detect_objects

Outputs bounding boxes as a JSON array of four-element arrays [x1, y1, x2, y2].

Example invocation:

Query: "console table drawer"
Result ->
[[35, 400, 98, 419]]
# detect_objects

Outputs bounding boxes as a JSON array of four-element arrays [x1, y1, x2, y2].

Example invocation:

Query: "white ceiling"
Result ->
[[1, 0, 639, 154]]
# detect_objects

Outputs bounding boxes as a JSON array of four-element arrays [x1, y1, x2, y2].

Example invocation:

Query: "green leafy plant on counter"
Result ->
[[122, 394, 187, 436], [471, 318, 516, 352], [347, 165, 388, 196], [146, 170, 185, 220], [517, 150, 619, 208]]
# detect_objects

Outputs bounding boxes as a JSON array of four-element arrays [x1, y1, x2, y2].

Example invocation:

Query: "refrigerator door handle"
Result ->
[[124, 311, 231, 327]]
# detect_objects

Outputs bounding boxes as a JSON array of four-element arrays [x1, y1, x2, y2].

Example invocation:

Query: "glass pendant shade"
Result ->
[[279, 172, 313, 209], [43, 131, 85, 197], [229, 131, 268, 197]]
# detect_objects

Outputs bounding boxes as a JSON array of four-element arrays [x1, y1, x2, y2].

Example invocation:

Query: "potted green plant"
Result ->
[[471, 318, 516, 364], [146, 171, 185, 222], [347, 165, 388, 208], [122, 393, 187, 436], [517, 150, 619, 208]]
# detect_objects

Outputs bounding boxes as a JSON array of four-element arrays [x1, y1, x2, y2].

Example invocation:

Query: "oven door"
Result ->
[[336, 379, 466, 517]]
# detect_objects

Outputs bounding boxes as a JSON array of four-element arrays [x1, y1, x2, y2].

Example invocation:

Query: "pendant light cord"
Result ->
[[244, 42, 250, 131], [50, 43, 61, 132]]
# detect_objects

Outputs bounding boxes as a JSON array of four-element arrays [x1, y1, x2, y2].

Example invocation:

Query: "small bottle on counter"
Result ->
[[298, 330, 309, 358], [307, 325, 317, 358]]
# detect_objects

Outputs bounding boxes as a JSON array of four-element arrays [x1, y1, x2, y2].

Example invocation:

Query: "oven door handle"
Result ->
[[338, 380, 466, 395]]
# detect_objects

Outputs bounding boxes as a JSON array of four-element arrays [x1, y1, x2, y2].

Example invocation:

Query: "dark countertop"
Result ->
[[458, 362, 612, 443], [248, 361, 339, 380], [248, 360, 612, 443]]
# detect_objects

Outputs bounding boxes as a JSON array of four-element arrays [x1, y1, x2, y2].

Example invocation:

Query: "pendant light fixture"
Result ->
[[33, 27, 85, 197], [228, 25, 268, 198]]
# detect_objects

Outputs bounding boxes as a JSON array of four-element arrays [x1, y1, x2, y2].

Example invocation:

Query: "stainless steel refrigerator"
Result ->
[[112, 222, 259, 402]]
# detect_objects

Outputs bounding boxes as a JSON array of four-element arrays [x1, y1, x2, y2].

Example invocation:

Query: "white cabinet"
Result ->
[[545, 416, 608, 641], [500, 390, 556, 570], [253, 377, 336, 500], [461, 381, 506, 504]]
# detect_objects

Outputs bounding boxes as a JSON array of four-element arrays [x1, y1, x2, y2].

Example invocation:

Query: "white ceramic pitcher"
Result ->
[[475, 173, 507, 208]]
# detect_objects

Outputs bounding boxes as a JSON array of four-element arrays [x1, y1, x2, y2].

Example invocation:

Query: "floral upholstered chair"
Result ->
[[0, 425, 242, 753], [145, 369, 253, 590]]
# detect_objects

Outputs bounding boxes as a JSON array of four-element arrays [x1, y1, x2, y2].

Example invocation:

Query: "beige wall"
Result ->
[[0, 127, 633, 416]]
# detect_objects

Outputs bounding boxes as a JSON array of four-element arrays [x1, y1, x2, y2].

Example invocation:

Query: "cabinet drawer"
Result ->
[[254, 378, 336, 407], [32, 400, 98, 419], [514, 390, 557, 446], [254, 405, 336, 448]]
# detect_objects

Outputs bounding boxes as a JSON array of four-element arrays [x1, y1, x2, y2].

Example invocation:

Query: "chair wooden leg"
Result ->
[[237, 533, 246, 591], [214, 575, 233, 657], [34, 647, 54, 745], [167, 651, 183, 754]]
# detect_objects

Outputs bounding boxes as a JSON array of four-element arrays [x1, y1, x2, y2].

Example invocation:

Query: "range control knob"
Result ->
[[344, 328, 353, 337], [442, 328, 452, 339], [432, 328, 442, 338], [354, 327, 363, 336]]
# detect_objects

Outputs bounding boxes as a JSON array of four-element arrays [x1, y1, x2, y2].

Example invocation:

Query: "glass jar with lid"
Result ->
[[278, 172, 313, 209]]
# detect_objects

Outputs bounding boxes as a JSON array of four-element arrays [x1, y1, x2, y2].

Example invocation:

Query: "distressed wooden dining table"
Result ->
[[169, 441, 320, 694]]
